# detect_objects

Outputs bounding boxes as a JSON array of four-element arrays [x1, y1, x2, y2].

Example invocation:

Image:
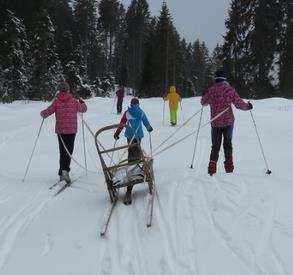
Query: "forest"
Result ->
[[0, 0, 292, 102]]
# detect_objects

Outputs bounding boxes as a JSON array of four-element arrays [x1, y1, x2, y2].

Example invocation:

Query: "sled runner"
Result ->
[[94, 124, 155, 236]]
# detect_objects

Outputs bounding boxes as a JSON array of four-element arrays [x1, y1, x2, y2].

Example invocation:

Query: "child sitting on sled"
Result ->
[[201, 70, 253, 176], [114, 98, 153, 204]]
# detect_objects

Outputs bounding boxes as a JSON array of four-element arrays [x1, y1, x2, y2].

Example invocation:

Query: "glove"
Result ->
[[79, 99, 85, 104], [114, 132, 120, 140], [248, 102, 253, 110], [40, 111, 45, 118], [148, 126, 153, 133]]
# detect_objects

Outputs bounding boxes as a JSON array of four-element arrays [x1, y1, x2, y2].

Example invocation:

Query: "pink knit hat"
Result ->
[[131, 98, 140, 105]]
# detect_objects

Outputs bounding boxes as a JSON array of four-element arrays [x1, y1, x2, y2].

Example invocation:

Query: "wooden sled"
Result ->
[[95, 124, 155, 236], [94, 124, 155, 204]]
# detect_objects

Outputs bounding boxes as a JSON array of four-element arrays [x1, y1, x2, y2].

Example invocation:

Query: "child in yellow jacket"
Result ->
[[165, 86, 181, 126]]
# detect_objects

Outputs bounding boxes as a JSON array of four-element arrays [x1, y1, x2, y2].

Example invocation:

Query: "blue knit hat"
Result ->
[[214, 70, 227, 82]]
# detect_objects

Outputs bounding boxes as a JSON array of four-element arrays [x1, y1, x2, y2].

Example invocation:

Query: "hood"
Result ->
[[57, 91, 72, 102], [169, 86, 176, 94], [128, 105, 143, 119]]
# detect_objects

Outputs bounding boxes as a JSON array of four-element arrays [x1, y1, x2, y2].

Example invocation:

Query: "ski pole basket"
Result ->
[[94, 124, 154, 204]]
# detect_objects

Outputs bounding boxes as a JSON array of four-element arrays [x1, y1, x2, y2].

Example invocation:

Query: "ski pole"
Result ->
[[249, 110, 271, 175], [190, 107, 204, 169], [81, 114, 88, 176], [22, 118, 45, 182], [149, 132, 153, 157], [163, 99, 166, 126], [180, 101, 185, 122]]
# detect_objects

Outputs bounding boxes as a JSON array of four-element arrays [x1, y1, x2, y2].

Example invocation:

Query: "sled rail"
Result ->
[[95, 124, 156, 237]]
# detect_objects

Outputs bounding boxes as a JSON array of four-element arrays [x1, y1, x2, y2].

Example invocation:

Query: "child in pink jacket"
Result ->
[[201, 70, 252, 176], [40, 81, 87, 182]]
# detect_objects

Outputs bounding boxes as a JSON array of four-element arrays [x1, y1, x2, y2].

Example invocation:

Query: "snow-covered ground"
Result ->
[[0, 96, 293, 275]]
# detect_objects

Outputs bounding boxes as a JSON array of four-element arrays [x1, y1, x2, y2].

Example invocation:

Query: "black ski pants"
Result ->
[[210, 125, 233, 162], [57, 134, 76, 175], [117, 97, 123, 114], [127, 138, 142, 162]]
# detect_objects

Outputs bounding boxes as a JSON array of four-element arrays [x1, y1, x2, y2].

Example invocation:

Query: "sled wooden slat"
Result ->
[[106, 160, 142, 171], [113, 179, 146, 189], [100, 144, 135, 154], [100, 145, 129, 154]]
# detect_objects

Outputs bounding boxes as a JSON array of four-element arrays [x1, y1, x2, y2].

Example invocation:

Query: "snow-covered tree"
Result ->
[[29, 8, 63, 100], [0, 8, 31, 102], [280, 0, 293, 97], [223, 0, 283, 98]]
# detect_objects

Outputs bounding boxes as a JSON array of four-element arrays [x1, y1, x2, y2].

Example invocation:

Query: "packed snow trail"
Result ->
[[0, 97, 293, 275]]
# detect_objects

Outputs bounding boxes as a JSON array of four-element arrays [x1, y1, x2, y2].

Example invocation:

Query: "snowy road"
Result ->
[[0, 97, 292, 275]]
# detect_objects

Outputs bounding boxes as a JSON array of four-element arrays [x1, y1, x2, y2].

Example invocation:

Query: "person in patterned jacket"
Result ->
[[201, 70, 253, 176], [40, 81, 87, 182]]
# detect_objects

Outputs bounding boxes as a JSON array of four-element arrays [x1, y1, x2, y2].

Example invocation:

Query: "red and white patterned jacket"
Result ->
[[201, 82, 250, 127], [41, 91, 87, 134]]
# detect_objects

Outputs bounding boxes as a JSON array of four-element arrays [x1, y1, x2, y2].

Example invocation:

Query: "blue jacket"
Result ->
[[117, 105, 152, 140]]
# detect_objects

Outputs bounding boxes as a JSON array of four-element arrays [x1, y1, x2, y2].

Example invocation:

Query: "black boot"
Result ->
[[123, 187, 133, 205]]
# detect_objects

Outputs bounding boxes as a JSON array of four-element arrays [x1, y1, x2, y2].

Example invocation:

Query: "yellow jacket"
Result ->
[[165, 86, 181, 110]]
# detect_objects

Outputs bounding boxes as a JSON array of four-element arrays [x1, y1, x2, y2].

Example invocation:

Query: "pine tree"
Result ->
[[280, 0, 293, 97], [74, 0, 103, 81], [0, 7, 31, 102], [222, 0, 256, 97], [125, 0, 151, 89], [30, 8, 63, 100], [251, 0, 283, 97], [140, 2, 183, 97], [181, 40, 196, 97], [113, 3, 128, 86], [5, 0, 44, 28], [211, 44, 224, 75], [47, 0, 76, 70], [139, 16, 157, 96], [191, 40, 211, 95], [223, 0, 283, 98], [98, 0, 121, 74]]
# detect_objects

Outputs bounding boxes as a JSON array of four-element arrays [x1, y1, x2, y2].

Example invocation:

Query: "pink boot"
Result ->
[[224, 157, 234, 173], [208, 161, 217, 176]]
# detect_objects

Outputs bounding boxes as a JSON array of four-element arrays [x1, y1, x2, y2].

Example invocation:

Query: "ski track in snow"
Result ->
[[199, 175, 288, 275], [1, 97, 293, 275], [0, 185, 52, 271]]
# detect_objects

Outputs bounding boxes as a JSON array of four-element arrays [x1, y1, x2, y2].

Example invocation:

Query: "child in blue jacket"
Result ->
[[114, 98, 153, 204]]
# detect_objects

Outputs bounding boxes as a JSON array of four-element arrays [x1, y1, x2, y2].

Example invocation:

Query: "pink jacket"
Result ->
[[201, 82, 250, 127], [41, 91, 87, 134]]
